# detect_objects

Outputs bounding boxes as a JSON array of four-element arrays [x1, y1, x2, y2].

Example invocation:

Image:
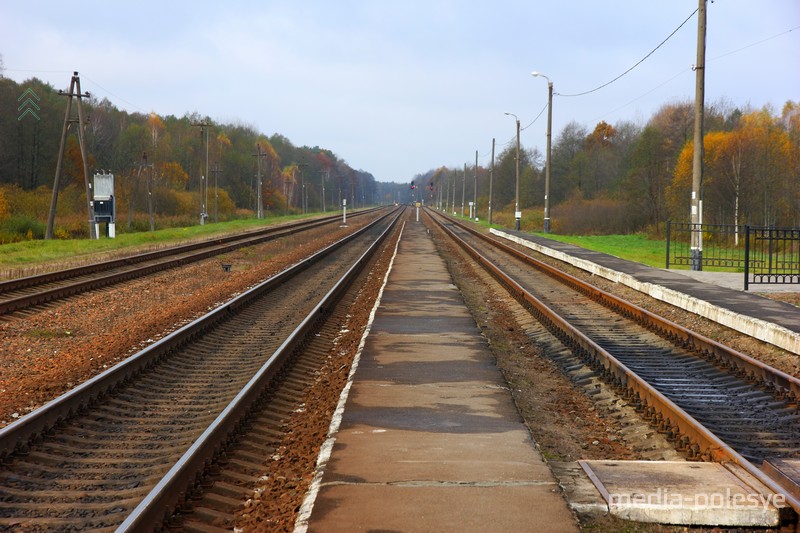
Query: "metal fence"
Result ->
[[666, 221, 800, 290], [744, 226, 800, 290]]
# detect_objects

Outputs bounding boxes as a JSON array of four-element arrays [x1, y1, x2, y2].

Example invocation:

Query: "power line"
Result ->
[[589, 24, 800, 125], [521, 101, 549, 132], [5, 68, 150, 114], [81, 75, 150, 113], [709, 25, 800, 62], [558, 8, 698, 98]]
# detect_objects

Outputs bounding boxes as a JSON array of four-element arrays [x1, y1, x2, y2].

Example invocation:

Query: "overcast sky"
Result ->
[[2, 1, 798, 183]]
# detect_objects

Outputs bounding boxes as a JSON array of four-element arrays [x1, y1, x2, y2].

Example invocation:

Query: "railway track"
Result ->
[[0, 207, 402, 531], [0, 208, 380, 318], [426, 209, 800, 517]]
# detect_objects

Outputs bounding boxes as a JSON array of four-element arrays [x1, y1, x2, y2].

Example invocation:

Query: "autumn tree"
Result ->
[[668, 107, 799, 229], [550, 121, 589, 201], [623, 126, 670, 232]]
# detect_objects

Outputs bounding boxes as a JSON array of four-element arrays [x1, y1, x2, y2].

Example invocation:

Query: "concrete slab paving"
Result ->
[[303, 219, 578, 532], [763, 458, 800, 504], [580, 460, 784, 526], [308, 484, 575, 533]]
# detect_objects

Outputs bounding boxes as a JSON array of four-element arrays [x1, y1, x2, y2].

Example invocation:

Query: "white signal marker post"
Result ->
[[342, 198, 347, 226]]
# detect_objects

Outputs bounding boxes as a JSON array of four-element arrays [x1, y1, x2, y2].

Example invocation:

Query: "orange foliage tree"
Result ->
[[667, 108, 800, 227]]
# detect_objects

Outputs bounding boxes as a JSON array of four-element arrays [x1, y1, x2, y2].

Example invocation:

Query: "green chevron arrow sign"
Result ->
[[17, 87, 41, 121]]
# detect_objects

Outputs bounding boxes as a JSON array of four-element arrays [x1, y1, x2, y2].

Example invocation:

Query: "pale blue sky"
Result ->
[[2, 1, 798, 182]]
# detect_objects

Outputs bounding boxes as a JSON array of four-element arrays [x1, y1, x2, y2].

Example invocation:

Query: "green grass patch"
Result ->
[[460, 212, 669, 268], [26, 328, 75, 339], [0, 212, 325, 269], [531, 233, 667, 268]]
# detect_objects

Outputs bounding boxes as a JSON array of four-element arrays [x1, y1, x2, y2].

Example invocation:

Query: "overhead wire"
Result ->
[[6, 68, 152, 114], [81, 75, 150, 114], [521, 101, 549, 132], [589, 23, 800, 124], [709, 24, 799, 62], [557, 8, 699, 98]]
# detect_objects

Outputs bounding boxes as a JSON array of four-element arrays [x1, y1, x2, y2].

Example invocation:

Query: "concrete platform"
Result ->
[[298, 219, 578, 532], [493, 229, 800, 356], [764, 458, 800, 504], [580, 460, 787, 526]]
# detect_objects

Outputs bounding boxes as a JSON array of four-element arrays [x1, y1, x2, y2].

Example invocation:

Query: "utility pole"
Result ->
[[320, 169, 328, 212], [514, 118, 520, 230], [473, 150, 478, 220], [489, 138, 495, 225], [135, 152, 155, 231], [298, 163, 308, 214], [192, 122, 212, 225], [452, 168, 457, 215], [448, 171, 453, 212], [460, 163, 466, 217], [505, 112, 521, 230], [253, 143, 267, 219], [46, 71, 95, 239], [211, 162, 222, 223], [690, 0, 707, 271], [544, 77, 553, 233]]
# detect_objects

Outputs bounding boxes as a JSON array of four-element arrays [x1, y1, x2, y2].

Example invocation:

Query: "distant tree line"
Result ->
[[420, 99, 800, 235], [0, 75, 402, 241]]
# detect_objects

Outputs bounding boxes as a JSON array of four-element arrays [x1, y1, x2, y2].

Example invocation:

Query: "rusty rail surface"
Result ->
[[428, 209, 800, 516]]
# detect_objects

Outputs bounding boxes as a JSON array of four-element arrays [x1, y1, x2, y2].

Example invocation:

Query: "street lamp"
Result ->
[[532, 71, 553, 233], [504, 112, 521, 230]]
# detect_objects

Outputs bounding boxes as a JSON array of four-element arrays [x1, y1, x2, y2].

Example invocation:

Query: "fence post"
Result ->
[[768, 226, 774, 276], [744, 225, 750, 291], [665, 221, 671, 269]]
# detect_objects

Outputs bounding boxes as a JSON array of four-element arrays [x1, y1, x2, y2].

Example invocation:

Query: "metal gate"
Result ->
[[666, 222, 800, 290]]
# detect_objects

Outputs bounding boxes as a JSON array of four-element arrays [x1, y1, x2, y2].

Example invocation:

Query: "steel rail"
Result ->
[[428, 209, 800, 516], [0, 208, 381, 315], [435, 211, 800, 403], [116, 208, 403, 531], [0, 207, 399, 463]]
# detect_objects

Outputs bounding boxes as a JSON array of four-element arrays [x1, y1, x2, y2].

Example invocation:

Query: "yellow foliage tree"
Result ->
[[0, 186, 9, 221], [668, 108, 799, 226], [282, 163, 298, 208], [160, 161, 190, 188]]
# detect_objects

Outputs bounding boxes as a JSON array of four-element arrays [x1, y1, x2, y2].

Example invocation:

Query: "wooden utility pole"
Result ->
[[46, 72, 95, 239], [211, 162, 222, 223], [253, 144, 267, 219], [131, 152, 154, 231], [489, 138, 495, 225], [691, 0, 707, 270], [298, 163, 308, 214], [145, 154, 155, 231]]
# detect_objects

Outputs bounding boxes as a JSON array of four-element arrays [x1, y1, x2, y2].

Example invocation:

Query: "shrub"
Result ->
[[0, 215, 46, 241]]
